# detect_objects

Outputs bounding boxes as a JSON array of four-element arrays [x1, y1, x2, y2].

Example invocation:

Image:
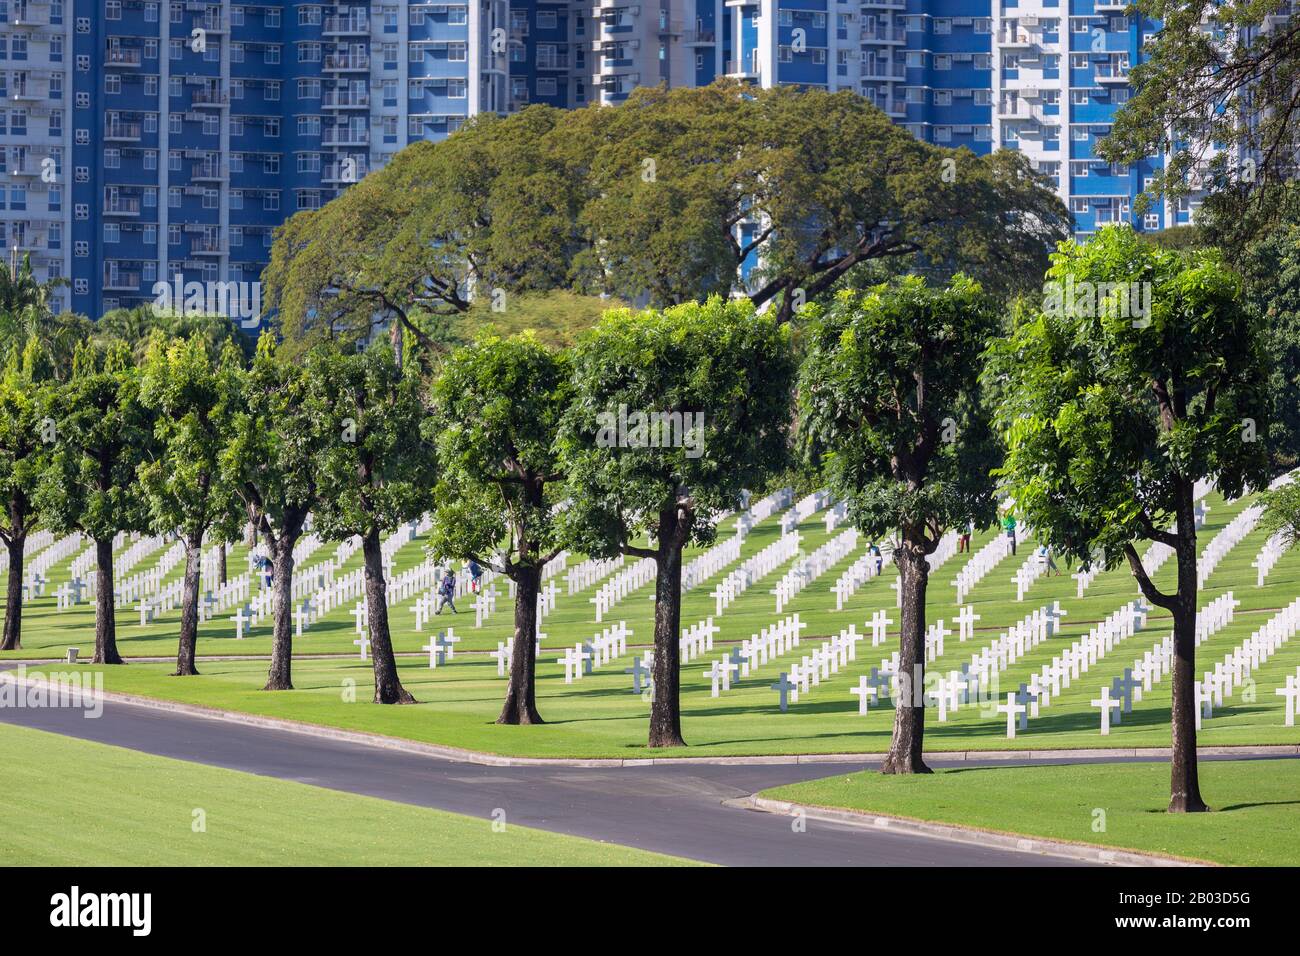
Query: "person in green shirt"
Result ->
[[1002, 513, 1017, 556]]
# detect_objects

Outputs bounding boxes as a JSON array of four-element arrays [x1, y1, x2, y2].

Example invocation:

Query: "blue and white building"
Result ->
[[0, 0, 1213, 321]]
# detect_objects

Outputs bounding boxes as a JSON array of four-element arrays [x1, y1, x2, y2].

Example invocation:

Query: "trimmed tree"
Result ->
[[798, 275, 1001, 774], [428, 333, 573, 725], [138, 334, 245, 676], [222, 333, 334, 691], [0, 338, 53, 650], [558, 296, 795, 747], [308, 343, 434, 704], [36, 340, 155, 664], [991, 225, 1270, 812]]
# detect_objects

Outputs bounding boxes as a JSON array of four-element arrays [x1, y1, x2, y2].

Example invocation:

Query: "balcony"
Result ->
[[104, 122, 143, 142], [322, 126, 369, 146], [103, 196, 142, 216], [1094, 0, 1130, 10], [535, 54, 571, 70], [1094, 65, 1130, 83], [192, 87, 229, 107], [324, 15, 370, 35], [103, 267, 142, 291], [682, 30, 716, 45], [194, 12, 227, 33], [9, 82, 50, 100], [10, 7, 53, 27], [191, 236, 228, 256], [324, 52, 370, 71], [861, 62, 907, 81], [322, 161, 368, 183], [999, 33, 1036, 48], [106, 47, 143, 67], [866, 27, 907, 44], [323, 90, 370, 109], [191, 163, 228, 182]]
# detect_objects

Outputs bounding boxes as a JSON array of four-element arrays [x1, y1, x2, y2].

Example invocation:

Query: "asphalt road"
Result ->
[[0, 694, 1109, 867]]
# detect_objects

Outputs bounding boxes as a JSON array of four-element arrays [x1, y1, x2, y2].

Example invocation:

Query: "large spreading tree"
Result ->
[[427, 333, 572, 725], [264, 82, 1069, 352], [798, 275, 1001, 774], [222, 334, 335, 691], [558, 296, 795, 747], [138, 334, 245, 675], [36, 340, 156, 664], [308, 343, 435, 704], [991, 225, 1270, 812]]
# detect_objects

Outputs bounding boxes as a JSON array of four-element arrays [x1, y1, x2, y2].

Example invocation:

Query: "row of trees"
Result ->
[[1, 223, 1282, 816]]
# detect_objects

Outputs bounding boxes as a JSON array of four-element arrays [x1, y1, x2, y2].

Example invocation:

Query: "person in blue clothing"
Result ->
[[435, 567, 458, 614], [869, 544, 884, 575], [468, 558, 483, 594]]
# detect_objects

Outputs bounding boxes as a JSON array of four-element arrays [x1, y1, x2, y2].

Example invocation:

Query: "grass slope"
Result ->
[[760, 759, 1300, 866], [0, 723, 697, 866], [7, 489, 1300, 758]]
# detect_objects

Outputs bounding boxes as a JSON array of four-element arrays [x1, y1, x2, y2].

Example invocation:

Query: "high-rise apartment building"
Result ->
[[0, 0, 1212, 321]]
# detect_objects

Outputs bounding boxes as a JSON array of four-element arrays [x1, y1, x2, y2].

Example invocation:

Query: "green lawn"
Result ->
[[759, 759, 1300, 866], [0, 723, 697, 866], [7, 489, 1300, 759]]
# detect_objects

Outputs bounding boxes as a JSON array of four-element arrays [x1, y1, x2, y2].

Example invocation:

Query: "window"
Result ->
[[934, 18, 951, 34], [448, 43, 467, 61], [105, 0, 121, 19], [168, 186, 181, 207], [263, 191, 279, 211]]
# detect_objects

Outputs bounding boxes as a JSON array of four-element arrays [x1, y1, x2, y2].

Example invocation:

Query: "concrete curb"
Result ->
[[4, 671, 1298, 768], [735, 795, 1213, 867]]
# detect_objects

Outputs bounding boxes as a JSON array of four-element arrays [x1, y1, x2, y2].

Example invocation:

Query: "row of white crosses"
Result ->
[[745, 487, 793, 525], [1197, 503, 1264, 589], [564, 555, 625, 595], [1199, 595, 1300, 730], [924, 530, 961, 573], [25, 533, 84, 594], [774, 625, 863, 711], [1253, 532, 1291, 587], [779, 489, 831, 535], [712, 531, 802, 616], [679, 616, 720, 665], [1010, 542, 1049, 603], [1136, 500, 1212, 592], [490, 627, 550, 676], [1089, 592, 1238, 733], [831, 546, 888, 611], [701, 613, 807, 697], [557, 621, 633, 683], [590, 557, 656, 623], [969, 603, 1067, 730], [771, 527, 858, 613], [681, 533, 743, 592], [540, 550, 568, 584], [952, 530, 1014, 604], [823, 500, 849, 533], [1070, 477, 1213, 600], [0, 528, 56, 576]]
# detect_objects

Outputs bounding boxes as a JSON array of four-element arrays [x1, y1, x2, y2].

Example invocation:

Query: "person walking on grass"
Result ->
[[435, 566, 458, 614], [1002, 512, 1017, 556], [958, 520, 973, 553]]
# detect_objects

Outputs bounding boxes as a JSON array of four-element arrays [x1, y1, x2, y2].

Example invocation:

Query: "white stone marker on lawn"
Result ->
[[354, 635, 370, 660], [1091, 687, 1121, 735], [231, 605, 251, 640], [1276, 675, 1299, 727], [770, 672, 795, 712], [849, 676, 876, 715], [956, 604, 980, 642], [998, 692, 1026, 739]]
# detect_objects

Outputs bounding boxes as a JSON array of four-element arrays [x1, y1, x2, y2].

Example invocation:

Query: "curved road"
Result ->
[[0, 692, 1113, 866]]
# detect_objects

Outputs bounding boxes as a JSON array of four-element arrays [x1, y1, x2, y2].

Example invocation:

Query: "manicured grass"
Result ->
[[759, 759, 1300, 866], [0, 723, 698, 866], [9, 490, 1300, 759]]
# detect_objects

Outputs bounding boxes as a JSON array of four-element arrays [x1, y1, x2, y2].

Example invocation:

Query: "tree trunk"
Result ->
[[882, 542, 931, 774], [93, 536, 123, 665], [1, 535, 24, 651], [173, 531, 203, 676], [263, 531, 299, 691], [1168, 480, 1207, 812], [363, 526, 414, 704], [218, 545, 227, 586], [648, 514, 686, 748], [498, 562, 543, 724]]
